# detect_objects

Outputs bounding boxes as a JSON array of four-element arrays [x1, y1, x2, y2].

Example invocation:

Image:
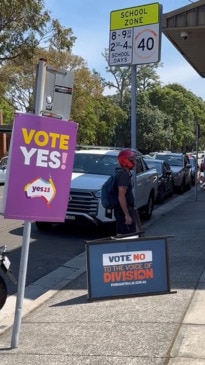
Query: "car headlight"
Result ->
[[93, 190, 101, 198]]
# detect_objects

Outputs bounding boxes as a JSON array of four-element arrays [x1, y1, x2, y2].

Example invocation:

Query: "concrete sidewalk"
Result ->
[[0, 187, 205, 364]]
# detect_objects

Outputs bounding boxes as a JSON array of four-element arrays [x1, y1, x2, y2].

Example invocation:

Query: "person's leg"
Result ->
[[114, 207, 137, 235], [128, 207, 137, 233], [114, 209, 129, 235]]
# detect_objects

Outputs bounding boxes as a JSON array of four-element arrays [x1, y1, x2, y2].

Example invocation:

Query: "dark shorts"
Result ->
[[114, 206, 137, 235]]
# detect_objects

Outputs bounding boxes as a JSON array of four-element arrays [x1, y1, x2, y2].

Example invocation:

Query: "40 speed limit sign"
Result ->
[[109, 3, 162, 66], [133, 23, 160, 64]]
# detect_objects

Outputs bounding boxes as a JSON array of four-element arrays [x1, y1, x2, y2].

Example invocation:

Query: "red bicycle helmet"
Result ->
[[118, 149, 140, 169]]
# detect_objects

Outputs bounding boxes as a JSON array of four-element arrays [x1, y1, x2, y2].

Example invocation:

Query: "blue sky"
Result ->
[[44, 0, 205, 100]]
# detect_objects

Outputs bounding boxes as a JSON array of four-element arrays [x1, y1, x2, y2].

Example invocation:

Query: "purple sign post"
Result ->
[[3, 113, 78, 348]]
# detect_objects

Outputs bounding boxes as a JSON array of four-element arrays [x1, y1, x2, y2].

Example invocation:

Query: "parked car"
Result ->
[[187, 154, 197, 185], [144, 158, 174, 203], [35, 148, 158, 231], [0, 156, 8, 184], [155, 152, 192, 194]]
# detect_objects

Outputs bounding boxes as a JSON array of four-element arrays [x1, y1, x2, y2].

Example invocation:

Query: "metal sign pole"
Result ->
[[11, 59, 46, 348], [195, 124, 199, 201], [109, 4, 161, 232], [130, 65, 143, 234], [131, 64, 137, 207], [33, 58, 47, 115], [11, 221, 31, 348], [131, 65, 136, 151]]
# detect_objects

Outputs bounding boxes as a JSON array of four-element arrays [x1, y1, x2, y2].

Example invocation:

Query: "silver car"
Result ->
[[0, 156, 8, 184], [155, 152, 192, 194]]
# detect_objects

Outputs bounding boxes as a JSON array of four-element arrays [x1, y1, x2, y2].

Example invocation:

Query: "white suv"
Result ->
[[35, 148, 158, 231]]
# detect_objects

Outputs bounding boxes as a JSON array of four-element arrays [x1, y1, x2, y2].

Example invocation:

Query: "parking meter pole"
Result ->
[[34, 58, 47, 115], [11, 221, 31, 348]]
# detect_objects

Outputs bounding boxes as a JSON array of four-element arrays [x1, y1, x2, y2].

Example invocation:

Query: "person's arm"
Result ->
[[118, 186, 132, 225]]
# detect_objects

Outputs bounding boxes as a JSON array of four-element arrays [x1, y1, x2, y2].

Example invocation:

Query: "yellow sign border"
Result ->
[[110, 3, 159, 30]]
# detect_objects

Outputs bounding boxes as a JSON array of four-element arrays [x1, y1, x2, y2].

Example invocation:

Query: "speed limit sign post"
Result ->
[[108, 3, 162, 199], [109, 3, 162, 66]]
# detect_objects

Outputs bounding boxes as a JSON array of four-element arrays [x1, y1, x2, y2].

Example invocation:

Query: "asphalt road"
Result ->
[[0, 184, 193, 296], [1, 218, 113, 296]]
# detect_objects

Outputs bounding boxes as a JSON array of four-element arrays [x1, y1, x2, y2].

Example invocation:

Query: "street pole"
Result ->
[[11, 59, 46, 348], [131, 64, 136, 151], [130, 65, 143, 234], [195, 124, 199, 201], [33, 58, 47, 115], [11, 221, 31, 348]]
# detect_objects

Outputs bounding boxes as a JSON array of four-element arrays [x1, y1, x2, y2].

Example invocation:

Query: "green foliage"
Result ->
[[0, 0, 76, 63], [0, 98, 14, 124], [0, 3, 205, 153], [136, 63, 162, 91], [70, 67, 126, 146], [136, 91, 167, 152], [0, 0, 77, 115], [148, 85, 205, 151], [95, 97, 127, 146], [0, 48, 86, 112]]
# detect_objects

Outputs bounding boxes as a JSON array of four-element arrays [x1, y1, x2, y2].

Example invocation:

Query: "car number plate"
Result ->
[[66, 215, 76, 220], [3, 256, 11, 270]]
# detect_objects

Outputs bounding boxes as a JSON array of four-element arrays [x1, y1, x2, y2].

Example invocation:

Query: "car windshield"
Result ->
[[156, 154, 183, 167], [146, 161, 161, 174], [0, 157, 8, 168], [73, 153, 119, 175]]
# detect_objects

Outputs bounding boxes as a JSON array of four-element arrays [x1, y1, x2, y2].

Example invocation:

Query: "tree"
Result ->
[[94, 96, 127, 146], [148, 85, 205, 151], [0, 0, 76, 63], [166, 83, 205, 149], [102, 49, 162, 107], [136, 91, 168, 152], [0, 48, 86, 112], [70, 67, 126, 145], [0, 0, 77, 121], [0, 99, 14, 125], [136, 63, 162, 91]]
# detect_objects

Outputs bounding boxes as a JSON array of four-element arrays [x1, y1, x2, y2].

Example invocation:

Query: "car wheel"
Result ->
[[144, 192, 154, 219], [0, 275, 7, 310], [35, 221, 53, 232]]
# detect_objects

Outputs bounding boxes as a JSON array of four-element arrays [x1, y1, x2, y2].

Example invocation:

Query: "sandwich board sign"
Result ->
[[86, 235, 173, 301], [109, 2, 162, 66]]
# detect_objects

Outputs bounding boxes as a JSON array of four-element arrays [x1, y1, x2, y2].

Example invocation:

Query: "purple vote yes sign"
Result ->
[[3, 113, 78, 221]]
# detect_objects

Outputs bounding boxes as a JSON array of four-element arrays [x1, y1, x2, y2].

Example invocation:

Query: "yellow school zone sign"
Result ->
[[108, 2, 162, 66], [110, 3, 159, 31]]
